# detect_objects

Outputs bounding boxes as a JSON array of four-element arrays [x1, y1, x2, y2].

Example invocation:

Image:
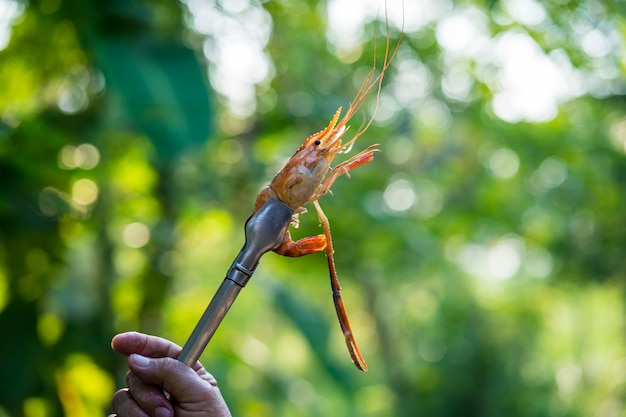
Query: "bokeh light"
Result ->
[[2, 1, 626, 417]]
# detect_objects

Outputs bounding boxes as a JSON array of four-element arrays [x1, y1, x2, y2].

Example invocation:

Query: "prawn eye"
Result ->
[[314, 140, 321, 146]]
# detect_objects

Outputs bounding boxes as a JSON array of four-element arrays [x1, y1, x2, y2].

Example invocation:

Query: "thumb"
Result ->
[[128, 354, 214, 403]]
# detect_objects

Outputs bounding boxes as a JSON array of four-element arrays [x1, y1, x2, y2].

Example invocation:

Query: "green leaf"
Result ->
[[97, 34, 211, 160]]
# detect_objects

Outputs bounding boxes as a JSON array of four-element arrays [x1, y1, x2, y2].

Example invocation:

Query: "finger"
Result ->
[[111, 388, 151, 417], [112, 332, 181, 359], [125, 371, 174, 417], [129, 355, 232, 416], [195, 367, 219, 387], [128, 354, 214, 403]]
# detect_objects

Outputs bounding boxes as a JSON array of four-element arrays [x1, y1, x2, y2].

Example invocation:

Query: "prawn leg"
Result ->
[[274, 231, 327, 257], [317, 145, 380, 198], [313, 200, 368, 371]]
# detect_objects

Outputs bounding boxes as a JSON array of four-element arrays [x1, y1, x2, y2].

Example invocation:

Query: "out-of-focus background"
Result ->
[[1, 0, 625, 416]]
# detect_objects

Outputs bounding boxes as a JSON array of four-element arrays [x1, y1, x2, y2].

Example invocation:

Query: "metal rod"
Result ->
[[176, 279, 243, 366], [177, 197, 293, 367]]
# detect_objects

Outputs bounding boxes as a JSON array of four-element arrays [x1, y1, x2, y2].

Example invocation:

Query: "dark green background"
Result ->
[[1, 0, 625, 416]]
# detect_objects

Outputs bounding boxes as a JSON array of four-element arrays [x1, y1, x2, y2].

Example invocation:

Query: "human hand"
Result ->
[[109, 332, 231, 417]]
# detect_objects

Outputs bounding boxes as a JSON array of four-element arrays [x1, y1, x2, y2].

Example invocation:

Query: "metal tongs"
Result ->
[[176, 197, 293, 366]]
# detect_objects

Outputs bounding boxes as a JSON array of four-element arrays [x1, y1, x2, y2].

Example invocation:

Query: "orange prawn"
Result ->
[[253, 26, 401, 371]]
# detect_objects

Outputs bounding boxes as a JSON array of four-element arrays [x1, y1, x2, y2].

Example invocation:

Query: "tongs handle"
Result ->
[[177, 197, 292, 366]]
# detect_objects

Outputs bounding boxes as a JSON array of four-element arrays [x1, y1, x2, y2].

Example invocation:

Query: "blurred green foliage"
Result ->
[[1, 0, 626, 416]]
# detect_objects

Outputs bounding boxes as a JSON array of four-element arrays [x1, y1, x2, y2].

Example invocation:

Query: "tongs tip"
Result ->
[[244, 197, 293, 255]]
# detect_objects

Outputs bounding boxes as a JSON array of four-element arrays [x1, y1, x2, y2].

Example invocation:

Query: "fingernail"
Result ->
[[155, 406, 172, 417], [131, 354, 150, 368]]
